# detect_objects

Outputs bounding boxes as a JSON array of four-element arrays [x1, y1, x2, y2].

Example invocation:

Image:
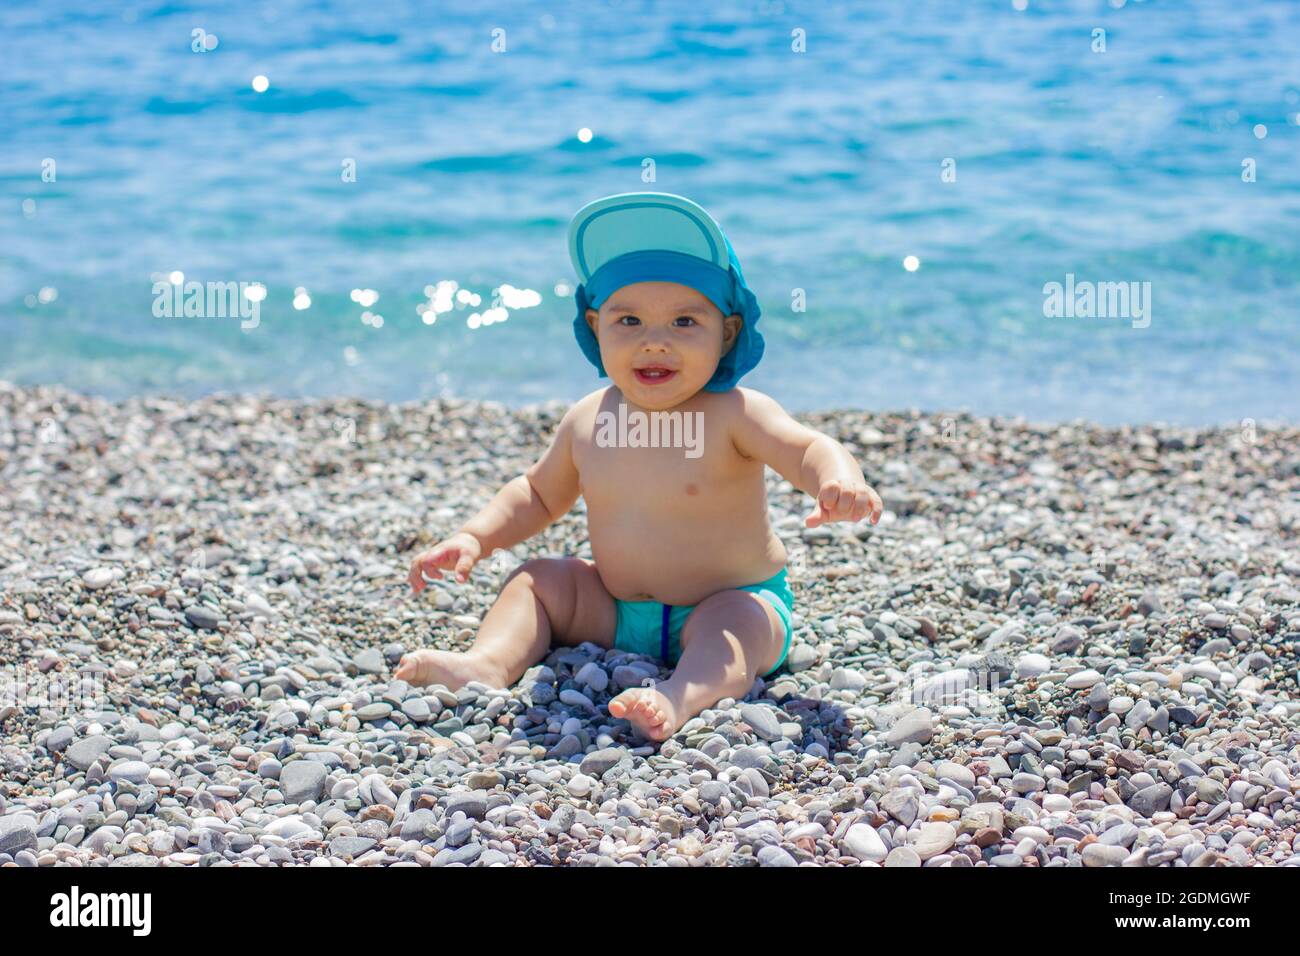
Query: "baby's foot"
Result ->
[[393, 649, 505, 691], [608, 685, 683, 742]]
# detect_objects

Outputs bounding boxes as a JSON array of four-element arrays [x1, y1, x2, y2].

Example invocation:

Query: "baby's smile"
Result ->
[[632, 364, 677, 385]]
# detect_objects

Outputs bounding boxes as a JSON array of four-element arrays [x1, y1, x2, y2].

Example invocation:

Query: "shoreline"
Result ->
[[1, 382, 1298, 868], [1, 377, 1295, 434]]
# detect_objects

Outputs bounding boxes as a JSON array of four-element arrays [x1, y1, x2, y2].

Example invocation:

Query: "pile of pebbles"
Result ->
[[1, 381, 1298, 867]]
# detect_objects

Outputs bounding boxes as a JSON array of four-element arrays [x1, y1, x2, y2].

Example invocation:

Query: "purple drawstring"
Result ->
[[660, 604, 672, 662]]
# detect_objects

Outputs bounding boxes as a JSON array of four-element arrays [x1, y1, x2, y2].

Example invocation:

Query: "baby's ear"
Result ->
[[721, 313, 743, 354], [585, 308, 600, 334]]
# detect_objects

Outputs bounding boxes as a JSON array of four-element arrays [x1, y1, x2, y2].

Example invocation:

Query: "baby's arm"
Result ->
[[462, 412, 581, 552], [409, 409, 581, 591], [730, 388, 882, 527]]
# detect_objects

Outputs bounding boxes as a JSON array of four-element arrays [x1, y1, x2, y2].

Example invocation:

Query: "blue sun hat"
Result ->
[[568, 192, 764, 391]]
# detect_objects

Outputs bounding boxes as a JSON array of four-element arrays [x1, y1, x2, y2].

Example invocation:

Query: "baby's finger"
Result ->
[[869, 488, 883, 524], [453, 551, 475, 583], [410, 551, 440, 592], [849, 491, 871, 522], [804, 504, 827, 528], [419, 548, 450, 579], [835, 487, 858, 517], [818, 480, 842, 513]]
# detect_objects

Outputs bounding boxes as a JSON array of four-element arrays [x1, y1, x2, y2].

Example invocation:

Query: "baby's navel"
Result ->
[[685, 483, 699, 496]]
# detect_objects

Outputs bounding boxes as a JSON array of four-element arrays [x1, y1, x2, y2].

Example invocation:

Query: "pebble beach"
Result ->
[[1, 382, 1298, 868]]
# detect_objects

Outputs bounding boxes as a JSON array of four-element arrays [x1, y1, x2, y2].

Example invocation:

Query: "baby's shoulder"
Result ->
[[560, 387, 616, 432], [569, 387, 615, 417], [706, 386, 783, 420]]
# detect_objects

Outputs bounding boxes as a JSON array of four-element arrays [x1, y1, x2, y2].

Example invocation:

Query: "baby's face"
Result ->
[[585, 281, 741, 409]]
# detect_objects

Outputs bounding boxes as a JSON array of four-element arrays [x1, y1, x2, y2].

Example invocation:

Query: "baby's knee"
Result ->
[[505, 557, 581, 617], [695, 590, 774, 635], [507, 556, 577, 589]]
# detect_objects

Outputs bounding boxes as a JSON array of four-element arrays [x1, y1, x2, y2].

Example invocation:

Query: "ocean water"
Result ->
[[2, 0, 1298, 425]]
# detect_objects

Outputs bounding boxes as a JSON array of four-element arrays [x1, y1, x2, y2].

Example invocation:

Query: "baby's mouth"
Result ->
[[633, 366, 677, 385]]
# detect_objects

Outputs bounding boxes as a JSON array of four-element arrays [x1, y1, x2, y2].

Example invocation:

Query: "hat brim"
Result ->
[[568, 192, 731, 283]]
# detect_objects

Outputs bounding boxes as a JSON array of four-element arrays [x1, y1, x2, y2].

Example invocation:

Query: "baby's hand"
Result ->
[[805, 478, 883, 528], [408, 532, 483, 592]]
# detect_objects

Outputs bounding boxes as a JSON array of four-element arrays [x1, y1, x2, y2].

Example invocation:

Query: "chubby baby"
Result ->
[[396, 192, 881, 741]]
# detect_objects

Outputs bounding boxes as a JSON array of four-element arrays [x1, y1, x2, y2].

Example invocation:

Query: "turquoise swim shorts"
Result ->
[[612, 568, 795, 678]]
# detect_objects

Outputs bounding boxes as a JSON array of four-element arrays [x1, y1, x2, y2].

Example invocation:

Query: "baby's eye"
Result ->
[[618, 315, 641, 326], [673, 316, 696, 327]]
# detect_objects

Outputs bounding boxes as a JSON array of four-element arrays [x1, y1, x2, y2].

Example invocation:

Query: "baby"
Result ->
[[396, 192, 881, 741]]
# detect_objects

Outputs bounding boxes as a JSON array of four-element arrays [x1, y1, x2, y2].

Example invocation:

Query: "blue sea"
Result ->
[[2, 0, 1298, 425]]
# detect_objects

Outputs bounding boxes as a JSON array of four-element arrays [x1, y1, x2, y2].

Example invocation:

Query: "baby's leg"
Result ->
[[609, 590, 784, 741], [395, 557, 616, 690]]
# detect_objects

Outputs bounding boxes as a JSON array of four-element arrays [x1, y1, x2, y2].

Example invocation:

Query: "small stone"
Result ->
[[82, 567, 117, 590], [183, 605, 221, 630], [914, 822, 956, 860], [841, 823, 887, 862], [330, 836, 376, 858], [579, 748, 628, 777], [442, 792, 487, 820], [698, 780, 728, 806], [574, 662, 608, 694], [466, 770, 502, 790], [935, 761, 976, 789], [1011, 773, 1045, 794], [880, 789, 920, 826], [352, 648, 386, 675], [1136, 591, 1163, 616], [1129, 783, 1173, 817], [1016, 654, 1050, 678], [786, 644, 817, 673], [401, 698, 431, 722], [1050, 626, 1083, 654], [1083, 843, 1128, 867], [756, 845, 797, 867], [884, 846, 922, 867], [265, 815, 313, 839], [108, 761, 150, 784], [559, 689, 594, 710], [0, 816, 37, 854], [1099, 823, 1139, 848], [1197, 778, 1226, 804], [830, 668, 867, 691], [64, 735, 111, 772], [1064, 669, 1102, 689], [280, 761, 327, 804], [739, 704, 783, 741], [885, 709, 933, 745]]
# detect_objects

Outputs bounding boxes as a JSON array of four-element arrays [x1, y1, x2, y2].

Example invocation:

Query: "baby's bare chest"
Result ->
[[572, 411, 752, 507]]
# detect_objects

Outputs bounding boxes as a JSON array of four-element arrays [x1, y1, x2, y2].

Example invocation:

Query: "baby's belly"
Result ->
[[587, 506, 786, 605]]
